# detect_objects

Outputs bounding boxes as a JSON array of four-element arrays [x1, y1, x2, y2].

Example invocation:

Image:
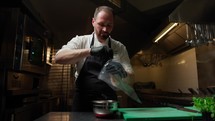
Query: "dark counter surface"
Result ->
[[34, 107, 203, 121], [34, 112, 124, 121]]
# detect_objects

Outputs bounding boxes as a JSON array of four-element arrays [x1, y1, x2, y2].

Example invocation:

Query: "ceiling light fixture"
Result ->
[[154, 23, 179, 43]]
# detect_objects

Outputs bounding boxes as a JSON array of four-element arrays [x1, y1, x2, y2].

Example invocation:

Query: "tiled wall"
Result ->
[[196, 44, 215, 88], [131, 48, 199, 93]]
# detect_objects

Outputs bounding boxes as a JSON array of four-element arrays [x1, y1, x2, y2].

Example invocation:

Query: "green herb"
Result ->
[[192, 96, 215, 119]]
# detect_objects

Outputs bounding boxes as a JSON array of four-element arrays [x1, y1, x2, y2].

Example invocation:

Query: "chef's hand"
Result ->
[[106, 61, 127, 78], [90, 46, 113, 59]]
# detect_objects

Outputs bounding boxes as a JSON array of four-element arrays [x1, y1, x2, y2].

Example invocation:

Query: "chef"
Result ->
[[55, 5, 134, 111]]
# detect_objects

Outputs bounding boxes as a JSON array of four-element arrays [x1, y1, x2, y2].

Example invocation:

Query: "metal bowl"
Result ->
[[92, 100, 118, 118]]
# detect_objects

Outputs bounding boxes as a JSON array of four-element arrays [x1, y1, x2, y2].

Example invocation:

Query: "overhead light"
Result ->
[[154, 23, 179, 43]]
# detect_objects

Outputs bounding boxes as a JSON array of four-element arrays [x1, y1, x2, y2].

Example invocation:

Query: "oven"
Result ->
[[1, 6, 53, 121], [0, 8, 48, 75]]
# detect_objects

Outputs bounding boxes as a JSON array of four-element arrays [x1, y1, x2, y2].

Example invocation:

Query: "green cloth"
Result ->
[[118, 107, 202, 121]]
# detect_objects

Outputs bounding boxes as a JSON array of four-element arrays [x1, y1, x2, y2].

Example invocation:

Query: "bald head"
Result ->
[[94, 6, 114, 19]]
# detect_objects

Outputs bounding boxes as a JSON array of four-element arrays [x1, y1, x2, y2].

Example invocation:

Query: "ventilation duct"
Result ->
[[169, 0, 215, 48], [169, 0, 215, 24]]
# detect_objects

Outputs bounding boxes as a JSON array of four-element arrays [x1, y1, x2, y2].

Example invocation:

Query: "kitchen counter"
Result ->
[[135, 89, 194, 107], [34, 112, 123, 121], [34, 107, 203, 121]]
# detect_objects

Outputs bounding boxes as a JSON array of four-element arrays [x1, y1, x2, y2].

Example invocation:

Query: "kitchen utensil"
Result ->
[[92, 100, 118, 118], [167, 103, 200, 113]]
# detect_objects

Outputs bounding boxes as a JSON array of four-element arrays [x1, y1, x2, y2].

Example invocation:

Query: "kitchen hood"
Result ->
[[158, 0, 215, 55], [155, 23, 191, 55], [169, 0, 215, 24]]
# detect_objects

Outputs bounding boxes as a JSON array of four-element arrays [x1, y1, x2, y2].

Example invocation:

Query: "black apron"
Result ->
[[72, 35, 117, 112]]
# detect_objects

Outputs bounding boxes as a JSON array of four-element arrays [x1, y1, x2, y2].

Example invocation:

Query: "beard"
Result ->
[[100, 32, 110, 40]]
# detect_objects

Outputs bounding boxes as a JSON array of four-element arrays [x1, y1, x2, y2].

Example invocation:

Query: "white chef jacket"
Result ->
[[56, 33, 133, 79]]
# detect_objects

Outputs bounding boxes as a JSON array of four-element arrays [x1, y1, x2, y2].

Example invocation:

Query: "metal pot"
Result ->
[[92, 100, 118, 118]]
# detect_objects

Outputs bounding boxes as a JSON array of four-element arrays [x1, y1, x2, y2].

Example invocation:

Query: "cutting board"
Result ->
[[118, 107, 202, 121]]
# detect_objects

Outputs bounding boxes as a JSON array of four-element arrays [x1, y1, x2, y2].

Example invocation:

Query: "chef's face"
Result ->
[[92, 10, 114, 40]]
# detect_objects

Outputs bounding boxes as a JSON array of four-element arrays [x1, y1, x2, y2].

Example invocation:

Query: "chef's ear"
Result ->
[[92, 18, 96, 27]]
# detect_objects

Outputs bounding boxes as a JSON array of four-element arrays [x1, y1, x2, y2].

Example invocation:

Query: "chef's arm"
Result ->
[[55, 49, 91, 64], [55, 46, 111, 64]]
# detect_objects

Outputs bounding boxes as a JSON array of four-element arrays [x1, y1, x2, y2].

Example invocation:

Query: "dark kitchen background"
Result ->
[[1, 0, 215, 121]]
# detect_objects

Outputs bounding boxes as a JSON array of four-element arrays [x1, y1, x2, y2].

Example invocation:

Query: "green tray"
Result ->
[[118, 107, 202, 121]]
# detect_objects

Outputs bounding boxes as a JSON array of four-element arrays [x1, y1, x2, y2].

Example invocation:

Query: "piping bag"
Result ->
[[98, 60, 142, 104]]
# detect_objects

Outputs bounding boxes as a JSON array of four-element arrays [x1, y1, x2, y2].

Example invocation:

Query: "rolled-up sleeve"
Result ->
[[55, 35, 92, 78]]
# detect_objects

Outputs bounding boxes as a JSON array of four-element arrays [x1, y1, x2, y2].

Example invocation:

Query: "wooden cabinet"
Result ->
[[0, 1, 54, 121]]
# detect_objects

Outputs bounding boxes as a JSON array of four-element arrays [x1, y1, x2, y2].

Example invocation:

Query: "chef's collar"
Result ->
[[93, 33, 109, 46]]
